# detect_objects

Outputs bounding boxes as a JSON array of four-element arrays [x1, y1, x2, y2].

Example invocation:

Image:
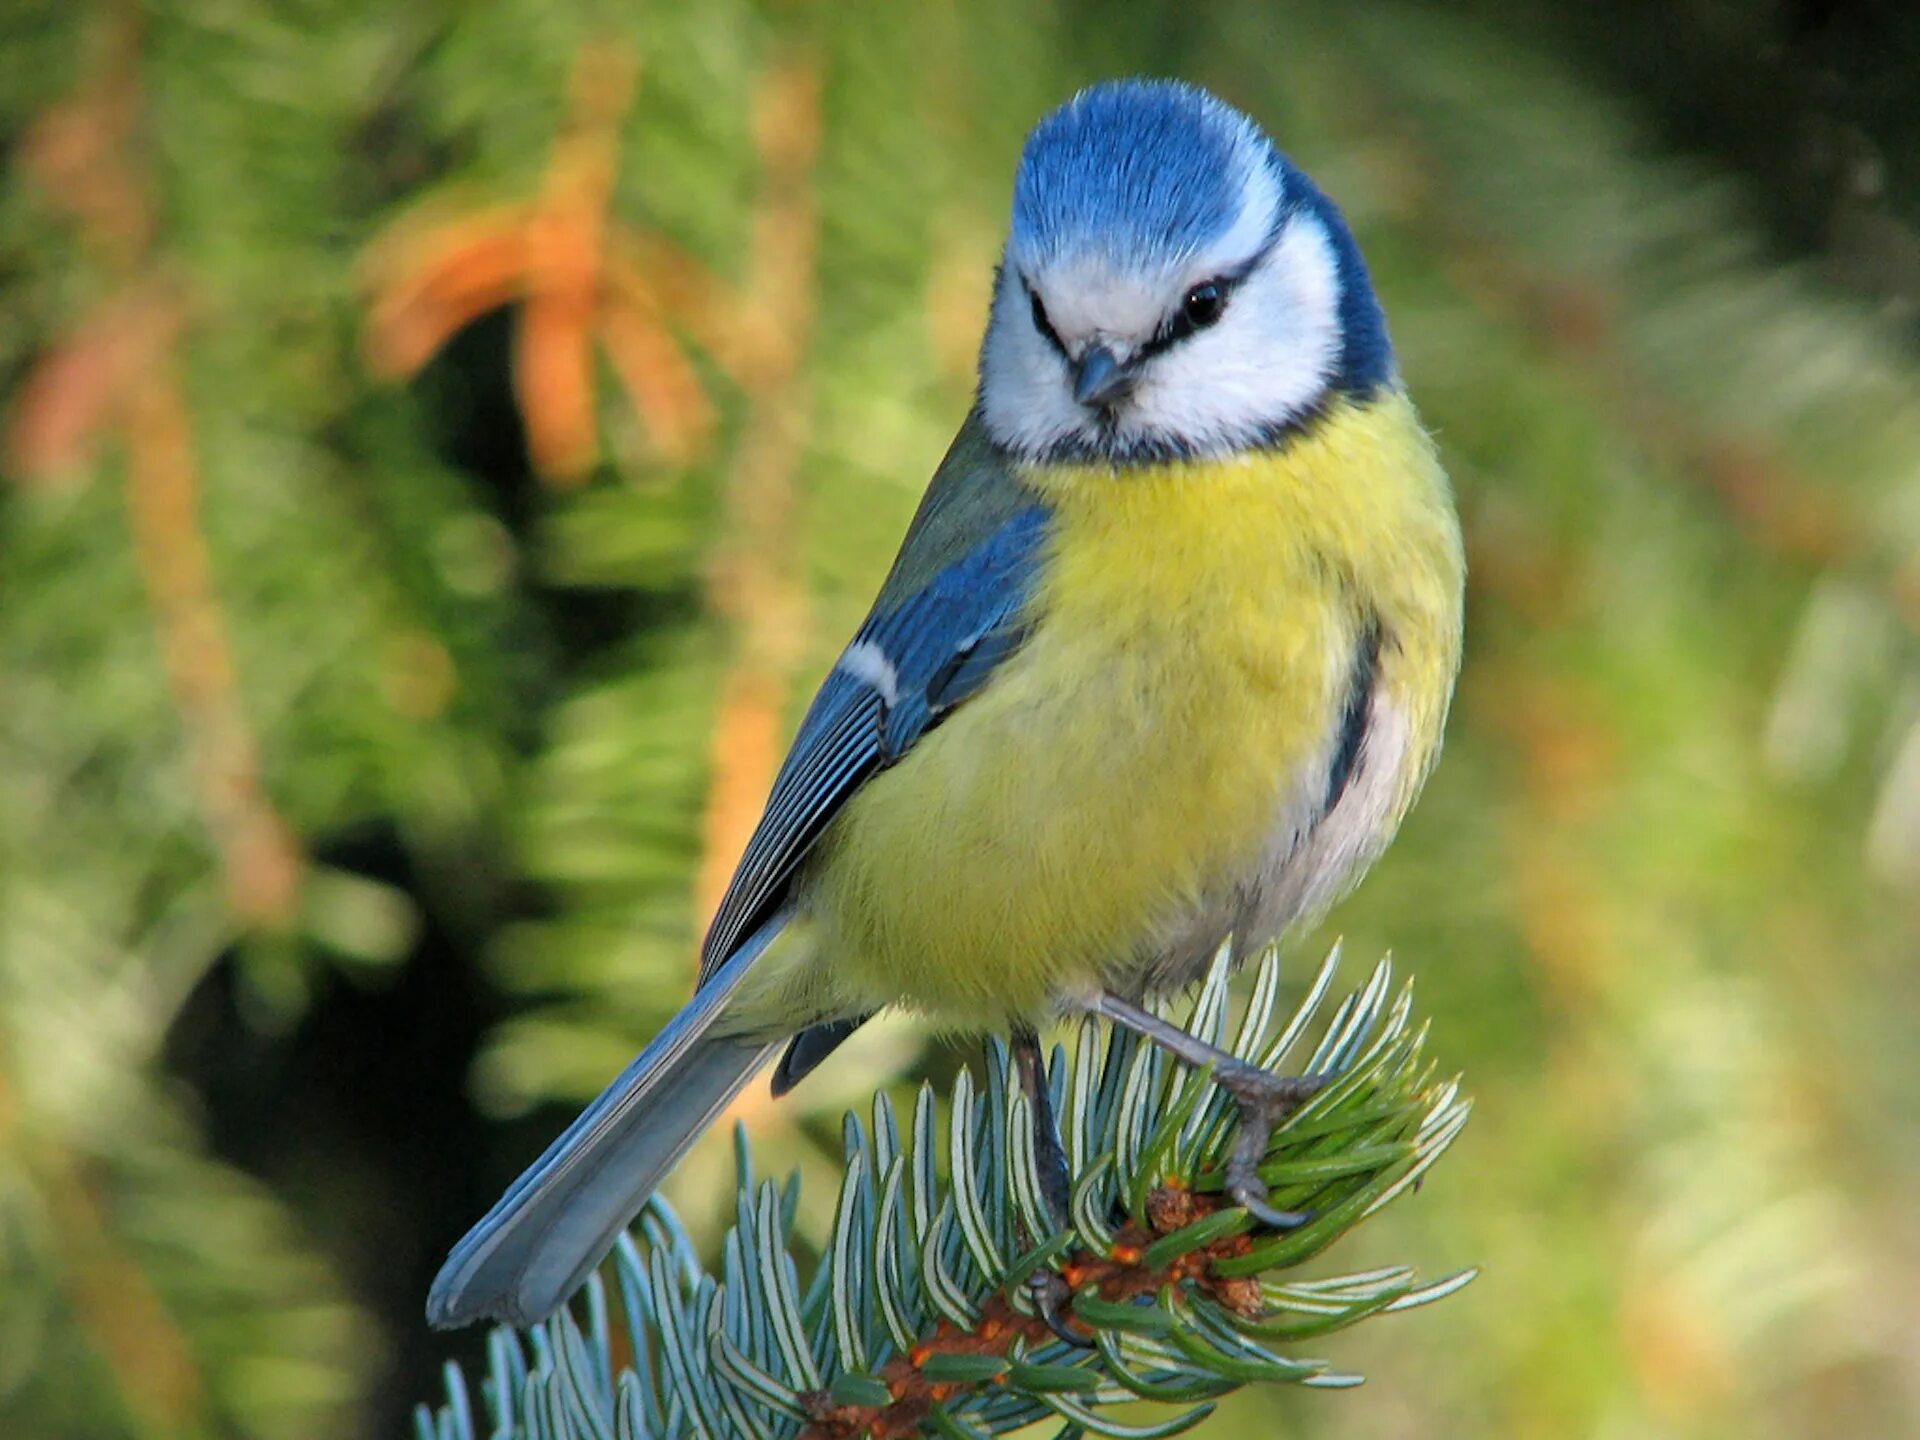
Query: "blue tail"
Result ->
[[427, 923, 784, 1329]]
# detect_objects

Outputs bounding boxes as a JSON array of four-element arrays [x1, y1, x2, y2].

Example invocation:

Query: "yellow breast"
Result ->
[[741, 391, 1462, 1032]]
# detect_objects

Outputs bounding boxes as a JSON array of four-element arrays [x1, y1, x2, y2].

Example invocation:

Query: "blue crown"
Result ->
[[1010, 79, 1275, 270]]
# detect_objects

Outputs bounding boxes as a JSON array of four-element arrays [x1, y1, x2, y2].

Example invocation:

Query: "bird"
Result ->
[[428, 77, 1464, 1331]]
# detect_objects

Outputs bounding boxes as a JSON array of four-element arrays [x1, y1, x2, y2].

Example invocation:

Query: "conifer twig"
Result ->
[[416, 945, 1473, 1440]]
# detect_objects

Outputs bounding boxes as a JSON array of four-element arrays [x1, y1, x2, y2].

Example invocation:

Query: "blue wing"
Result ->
[[698, 497, 1050, 984], [425, 428, 1050, 1328]]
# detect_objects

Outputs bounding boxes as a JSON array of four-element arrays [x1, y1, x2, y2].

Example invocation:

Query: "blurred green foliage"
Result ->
[[2, 2, 1917, 1437]]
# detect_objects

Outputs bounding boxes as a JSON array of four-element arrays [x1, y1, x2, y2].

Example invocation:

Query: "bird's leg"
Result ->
[[1076, 992, 1323, 1230], [1011, 1026, 1090, 1349], [1012, 1027, 1073, 1230]]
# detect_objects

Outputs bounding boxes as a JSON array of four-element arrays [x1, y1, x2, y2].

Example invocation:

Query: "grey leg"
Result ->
[[1011, 1026, 1090, 1348], [1077, 992, 1324, 1230], [1012, 1027, 1073, 1230]]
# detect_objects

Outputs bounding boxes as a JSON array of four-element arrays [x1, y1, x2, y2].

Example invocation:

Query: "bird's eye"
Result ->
[[1182, 281, 1226, 329]]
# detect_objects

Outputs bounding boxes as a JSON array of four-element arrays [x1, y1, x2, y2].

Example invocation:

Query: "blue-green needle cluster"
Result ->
[[413, 948, 1472, 1440]]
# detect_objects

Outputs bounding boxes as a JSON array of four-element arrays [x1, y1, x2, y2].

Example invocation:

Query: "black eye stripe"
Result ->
[[1025, 282, 1067, 357], [1136, 274, 1237, 361], [1025, 269, 1236, 366]]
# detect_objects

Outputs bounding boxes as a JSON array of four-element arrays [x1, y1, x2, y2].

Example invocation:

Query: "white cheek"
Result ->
[[1123, 219, 1342, 451], [979, 279, 1090, 454]]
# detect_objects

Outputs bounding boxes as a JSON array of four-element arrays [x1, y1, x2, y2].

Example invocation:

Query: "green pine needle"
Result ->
[[415, 945, 1473, 1440]]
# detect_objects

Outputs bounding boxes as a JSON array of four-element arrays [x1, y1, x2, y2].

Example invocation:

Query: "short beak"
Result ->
[[1072, 344, 1134, 409]]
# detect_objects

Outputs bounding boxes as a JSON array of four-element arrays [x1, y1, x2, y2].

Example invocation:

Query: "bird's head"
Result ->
[[979, 79, 1392, 465]]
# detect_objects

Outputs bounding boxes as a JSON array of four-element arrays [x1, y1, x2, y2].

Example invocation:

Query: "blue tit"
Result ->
[[430, 78, 1463, 1329]]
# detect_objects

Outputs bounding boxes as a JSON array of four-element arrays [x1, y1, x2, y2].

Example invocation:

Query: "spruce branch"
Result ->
[[417, 946, 1472, 1440]]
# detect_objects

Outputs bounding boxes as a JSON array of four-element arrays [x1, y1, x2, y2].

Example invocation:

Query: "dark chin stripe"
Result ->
[[1015, 392, 1345, 468]]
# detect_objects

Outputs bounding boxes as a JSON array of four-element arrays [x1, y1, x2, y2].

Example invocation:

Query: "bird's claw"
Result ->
[[1217, 1064, 1326, 1231], [1226, 1174, 1315, 1230], [1025, 1269, 1092, 1349]]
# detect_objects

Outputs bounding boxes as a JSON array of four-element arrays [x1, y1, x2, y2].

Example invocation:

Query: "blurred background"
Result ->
[[4, 1, 1919, 1436]]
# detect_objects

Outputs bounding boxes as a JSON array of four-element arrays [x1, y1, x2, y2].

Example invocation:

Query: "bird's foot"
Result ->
[[1215, 1063, 1325, 1230], [1025, 1268, 1092, 1349]]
